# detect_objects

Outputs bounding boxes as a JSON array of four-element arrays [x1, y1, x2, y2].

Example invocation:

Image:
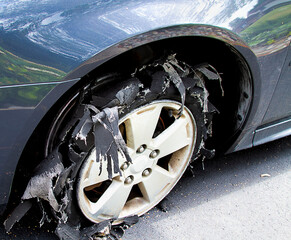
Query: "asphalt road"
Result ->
[[1, 136, 290, 240]]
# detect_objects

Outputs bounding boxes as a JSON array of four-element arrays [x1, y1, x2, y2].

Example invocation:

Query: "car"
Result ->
[[0, 0, 291, 238]]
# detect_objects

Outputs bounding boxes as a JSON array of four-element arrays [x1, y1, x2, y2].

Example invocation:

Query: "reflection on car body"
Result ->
[[0, 0, 291, 239]]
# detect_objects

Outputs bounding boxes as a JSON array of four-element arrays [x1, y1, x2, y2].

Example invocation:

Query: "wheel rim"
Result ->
[[77, 100, 197, 223]]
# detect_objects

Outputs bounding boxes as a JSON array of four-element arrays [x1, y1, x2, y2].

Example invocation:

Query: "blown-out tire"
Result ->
[[47, 57, 214, 227], [77, 99, 198, 223]]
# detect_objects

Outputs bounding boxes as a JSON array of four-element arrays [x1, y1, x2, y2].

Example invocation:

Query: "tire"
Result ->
[[47, 56, 215, 227]]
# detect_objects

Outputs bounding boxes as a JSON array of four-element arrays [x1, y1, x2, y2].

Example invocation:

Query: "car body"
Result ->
[[0, 0, 291, 234]]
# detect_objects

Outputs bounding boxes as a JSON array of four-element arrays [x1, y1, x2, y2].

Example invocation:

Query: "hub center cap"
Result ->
[[130, 155, 149, 174]]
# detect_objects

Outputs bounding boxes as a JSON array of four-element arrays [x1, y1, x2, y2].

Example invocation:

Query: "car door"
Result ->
[[263, 43, 291, 122], [254, 42, 291, 146]]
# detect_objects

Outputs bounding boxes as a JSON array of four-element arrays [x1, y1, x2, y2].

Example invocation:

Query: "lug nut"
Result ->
[[150, 150, 159, 158], [124, 175, 134, 184], [137, 145, 146, 153], [142, 168, 151, 177], [121, 162, 129, 171]]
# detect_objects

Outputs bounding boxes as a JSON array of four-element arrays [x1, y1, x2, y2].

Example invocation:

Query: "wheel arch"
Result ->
[[65, 24, 261, 82], [66, 24, 260, 152]]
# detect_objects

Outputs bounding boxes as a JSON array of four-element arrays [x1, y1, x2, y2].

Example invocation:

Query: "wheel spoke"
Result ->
[[124, 104, 163, 150], [138, 166, 174, 202], [152, 116, 192, 158], [80, 157, 120, 190], [90, 180, 132, 219]]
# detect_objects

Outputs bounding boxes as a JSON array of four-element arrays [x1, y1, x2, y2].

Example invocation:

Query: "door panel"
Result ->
[[263, 44, 291, 123]]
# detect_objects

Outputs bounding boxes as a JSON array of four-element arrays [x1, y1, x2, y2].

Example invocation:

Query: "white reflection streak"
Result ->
[[99, 1, 209, 34], [203, 0, 226, 23], [99, 0, 259, 33], [221, 0, 258, 28], [27, 28, 97, 60], [132, 2, 205, 22], [99, 12, 143, 35], [0, 0, 49, 14], [41, 12, 64, 26]]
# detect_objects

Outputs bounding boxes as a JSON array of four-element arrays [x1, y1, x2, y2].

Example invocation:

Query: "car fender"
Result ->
[[1, 0, 290, 212]]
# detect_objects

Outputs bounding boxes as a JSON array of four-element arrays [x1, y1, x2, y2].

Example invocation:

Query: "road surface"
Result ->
[[1, 136, 290, 240]]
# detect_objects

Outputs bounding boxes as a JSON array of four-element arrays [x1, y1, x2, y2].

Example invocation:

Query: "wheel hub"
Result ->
[[130, 155, 151, 174], [77, 100, 197, 223]]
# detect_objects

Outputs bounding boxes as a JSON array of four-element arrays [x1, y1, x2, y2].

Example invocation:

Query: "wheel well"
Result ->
[[9, 36, 252, 209], [83, 36, 253, 152]]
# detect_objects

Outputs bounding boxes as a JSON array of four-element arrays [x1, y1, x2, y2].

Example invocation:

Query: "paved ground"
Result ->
[[1, 136, 290, 240]]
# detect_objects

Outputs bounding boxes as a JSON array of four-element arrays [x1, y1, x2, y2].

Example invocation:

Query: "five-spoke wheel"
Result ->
[[77, 100, 197, 223]]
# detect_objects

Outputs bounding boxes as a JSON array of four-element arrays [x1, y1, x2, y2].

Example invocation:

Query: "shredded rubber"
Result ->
[[4, 54, 223, 239]]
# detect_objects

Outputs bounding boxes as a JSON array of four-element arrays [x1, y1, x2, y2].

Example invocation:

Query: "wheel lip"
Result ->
[[76, 100, 197, 223]]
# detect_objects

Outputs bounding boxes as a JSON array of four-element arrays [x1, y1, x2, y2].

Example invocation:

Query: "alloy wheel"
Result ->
[[77, 100, 197, 223]]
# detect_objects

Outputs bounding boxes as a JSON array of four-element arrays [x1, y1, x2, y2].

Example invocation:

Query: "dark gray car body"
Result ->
[[0, 0, 290, 213]]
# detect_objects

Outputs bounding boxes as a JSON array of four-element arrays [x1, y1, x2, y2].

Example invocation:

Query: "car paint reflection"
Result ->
[[0, 0, 290, 80]]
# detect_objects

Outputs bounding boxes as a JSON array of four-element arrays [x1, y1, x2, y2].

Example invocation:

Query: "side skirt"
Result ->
[[253, 116, 291, 146]]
